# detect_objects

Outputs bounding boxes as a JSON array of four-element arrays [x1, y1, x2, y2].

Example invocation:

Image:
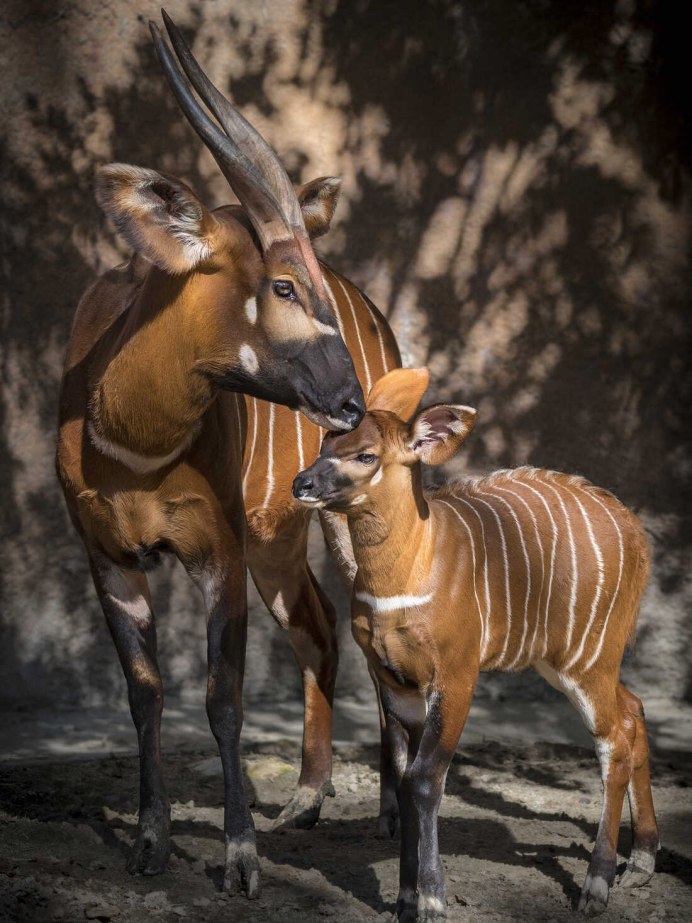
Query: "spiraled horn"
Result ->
[[161, 9, 306, 236], [149, 19, 293, 251]]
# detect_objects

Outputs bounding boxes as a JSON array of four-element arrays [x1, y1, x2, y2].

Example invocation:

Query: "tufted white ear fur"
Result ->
[[297, 176, 342, 239], [408, 404, 477, 466], [95, 164, 218, 274]]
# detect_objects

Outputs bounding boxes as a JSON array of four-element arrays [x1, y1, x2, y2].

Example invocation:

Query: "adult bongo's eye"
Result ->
[[356, 453, 377, 465], [273, 279, 295, 300]]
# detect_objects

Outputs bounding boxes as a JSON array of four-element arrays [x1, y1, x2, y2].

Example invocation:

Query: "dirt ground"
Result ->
[[1, 733, 690, 923]]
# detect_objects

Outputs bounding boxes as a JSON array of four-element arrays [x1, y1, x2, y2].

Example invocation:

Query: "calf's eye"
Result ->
[[356, 453, 377, 465]]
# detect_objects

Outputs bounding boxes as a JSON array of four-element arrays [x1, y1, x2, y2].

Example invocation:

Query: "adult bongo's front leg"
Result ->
[[91, 557, 170, 875], [204, 566, 260, 898]]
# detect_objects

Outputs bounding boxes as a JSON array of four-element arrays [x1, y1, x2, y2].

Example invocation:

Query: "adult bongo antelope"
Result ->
[[56, 12, 398, 896], [293, 368, 658, 920]]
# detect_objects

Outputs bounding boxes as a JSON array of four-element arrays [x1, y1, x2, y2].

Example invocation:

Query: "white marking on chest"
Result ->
[[244, 296, 257, 324], [239, 343, 259, 374], [88, 420, 200, 475], [355, 590, 433, 612]]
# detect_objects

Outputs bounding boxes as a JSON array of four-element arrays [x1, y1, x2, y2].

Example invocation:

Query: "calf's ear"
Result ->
[[367, 368, 430, 420], [408, 404, 477, 466]]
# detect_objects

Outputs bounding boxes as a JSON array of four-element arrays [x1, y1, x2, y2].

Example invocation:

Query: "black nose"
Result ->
[[340, 396, 365, 430], [292, 472, 314, 500]]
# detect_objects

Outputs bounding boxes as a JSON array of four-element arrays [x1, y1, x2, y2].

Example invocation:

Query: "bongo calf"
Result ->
[[292, 368, 658, 921]]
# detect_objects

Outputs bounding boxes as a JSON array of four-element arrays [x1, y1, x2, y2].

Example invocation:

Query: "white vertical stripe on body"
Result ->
[[242, 397, 259, 494], [332, 274, 372, 394], [438, 499, 486, 656], [562, 486, 606, 670], [517, 478, 559, 658], [455, 495, 492, 661], [295, 411, 304, 471], [493, 483, 546, 662], [473, 494, 512, 667], [356, 289, 390, 375], [541, 479, 579, 656], [479, 489, 532, 669], [573, 486, 625, 672], [262, 402, 275, 508], [322, 273, 346, 339]]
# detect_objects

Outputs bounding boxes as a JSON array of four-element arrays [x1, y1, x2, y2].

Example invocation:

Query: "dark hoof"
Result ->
[[376, 807, 400, 839], [395, 889, 417, 922], [126, 828, 170, 876], [223, 836, 260, 898], [578, 873, 610, 916], [271, 781, 335, 831]]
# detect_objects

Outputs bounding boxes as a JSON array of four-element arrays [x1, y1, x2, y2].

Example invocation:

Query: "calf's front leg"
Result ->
[[391, 685, 473, 922]]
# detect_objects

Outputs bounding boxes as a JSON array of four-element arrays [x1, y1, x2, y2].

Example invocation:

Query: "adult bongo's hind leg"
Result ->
[[617, 684, 659, 887], [247, 515, 337, 830]]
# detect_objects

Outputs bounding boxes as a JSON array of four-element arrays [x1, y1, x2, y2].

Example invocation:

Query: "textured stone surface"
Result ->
[[1, 0, 690, 720]]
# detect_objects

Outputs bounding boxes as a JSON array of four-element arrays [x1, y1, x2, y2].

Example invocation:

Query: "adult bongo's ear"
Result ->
[[95, 164, 218, 274], [297, 176, 342, 239], [408, 404, 477, 466], [366, 368, 430, 420]]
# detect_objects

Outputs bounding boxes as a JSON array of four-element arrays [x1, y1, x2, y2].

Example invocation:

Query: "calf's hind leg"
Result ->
[[617, 684, 659, 887], [569, 679, 632, 915]]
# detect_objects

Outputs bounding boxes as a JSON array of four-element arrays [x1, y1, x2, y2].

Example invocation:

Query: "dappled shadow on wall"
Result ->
[[2, 0, 690, 705]]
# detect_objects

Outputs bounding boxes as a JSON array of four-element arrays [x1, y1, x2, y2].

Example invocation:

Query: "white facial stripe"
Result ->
[[244, 296, 257, 324], [371, 466, 383, 485], [313, 318, 338, 337], [355, 591, 433, 613], [239, 343, 259, 374]]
